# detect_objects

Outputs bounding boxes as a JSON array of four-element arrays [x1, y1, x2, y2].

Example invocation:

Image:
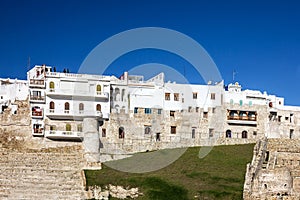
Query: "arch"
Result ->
[[49, 81, 55, 91], [96, 104, 101, 111], [77, 124, 82, 132], [144, 126, 151, 134], [79, 103, 84, 111], [96, 84, 101, 94], [242, 130, 248, 138], [226, 129, 232, 138], [64, 102, 70, 112], [121, 89, 125, 101], [49, 101, 55, 110], [66, 123, 71, 132], [115, 88, 120, 101]]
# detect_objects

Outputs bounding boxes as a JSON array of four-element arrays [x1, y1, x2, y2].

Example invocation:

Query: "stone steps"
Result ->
[[0, 146, 85, 200]]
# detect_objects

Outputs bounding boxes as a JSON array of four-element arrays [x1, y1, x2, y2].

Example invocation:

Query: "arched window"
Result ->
[[119, 127, 125, 139], [226, 129, 232, 138], [79, 103, 84, 113], [64, 102, 70, 113], [96, 104, 101, 111], [242, 130, 248, 138], [49, 81, 55, 91], [77, 124, 82, 132], [115, 88, 120, 101], [144, 126, 151, 134], [66, 124, 71, 132], [96, 85, 101, 94], [49, 101, 55, 112]]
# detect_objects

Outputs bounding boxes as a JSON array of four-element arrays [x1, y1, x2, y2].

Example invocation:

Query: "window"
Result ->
[[49, 81, 55, 91], [212, 108, 216, 113], [249, 101, 253, 106], [102, 128, 106, 137], [165, 93, 170, 101], [230, 99, 234, 105], [49, 101, 55, 112], [174, 93, 179, 101], [66, 124, 71, 132], [290, 129, 294, 139], [188, 106, 192, 112], [278, 116, 282, 122], [156, 133, 161, 141], [203, 112, 208, 118], [79, 103, 84, 113], [157, 109, 162, 115], [182, 98, 184, 103], [96, 104, 101, 112], [226, 130, 232, 138], [211, 93, 215, 100], [96, 84, 101, 94], [77, 124, 83, 132], [242, 130, 247, 138], [192, 128, 195, 139], [209, 129, 214, 137], [50, 125, 56, 131], [193, 92, 197, 99], [253, 131, 257, 136], [170, 110, 175, 117], [145, 108, 152, 114], [171, 126, 176, 134], [196, 107, 199, 113], [134, 107, 138, 114], [119, 127, 125, 139], [64, 102, 70, 113], [144, 126, 151, 134], [239, 100, 243, 106]]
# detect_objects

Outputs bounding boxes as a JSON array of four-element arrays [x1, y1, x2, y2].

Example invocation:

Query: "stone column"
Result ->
[[83, 118, 100, 163]]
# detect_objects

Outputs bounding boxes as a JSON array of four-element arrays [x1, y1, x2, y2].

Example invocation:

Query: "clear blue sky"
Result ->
[[0, 0, 299, 105]]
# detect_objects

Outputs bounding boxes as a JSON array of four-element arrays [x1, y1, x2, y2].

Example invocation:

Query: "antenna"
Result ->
[[233, 70, 237, 82]]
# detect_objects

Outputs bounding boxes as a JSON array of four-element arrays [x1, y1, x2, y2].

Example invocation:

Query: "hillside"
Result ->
[[85, 144, 254, 200]]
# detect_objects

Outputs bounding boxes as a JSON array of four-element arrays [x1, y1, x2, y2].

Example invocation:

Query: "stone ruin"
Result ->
[[244, 138, 300, 199]]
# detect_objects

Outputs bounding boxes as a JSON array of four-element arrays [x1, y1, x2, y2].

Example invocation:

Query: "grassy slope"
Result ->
[[85, 144, 254, 200]]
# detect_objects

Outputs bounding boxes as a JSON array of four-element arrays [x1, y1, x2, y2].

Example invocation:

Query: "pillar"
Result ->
[[83, 118, 100, 163]]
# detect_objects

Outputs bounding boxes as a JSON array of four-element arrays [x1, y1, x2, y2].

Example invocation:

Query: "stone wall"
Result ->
[[244, 139, 300, 199]]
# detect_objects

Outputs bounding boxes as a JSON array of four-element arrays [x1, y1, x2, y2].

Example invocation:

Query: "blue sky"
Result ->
[[0, 0, 299, 105]]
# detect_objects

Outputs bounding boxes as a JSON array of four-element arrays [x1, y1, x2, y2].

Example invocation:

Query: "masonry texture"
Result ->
[[0, 100, 86, 199], [244, 138, 300, 199]]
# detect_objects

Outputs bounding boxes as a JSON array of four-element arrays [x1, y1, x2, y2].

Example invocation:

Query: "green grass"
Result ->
[[85, 144, 254, 200]]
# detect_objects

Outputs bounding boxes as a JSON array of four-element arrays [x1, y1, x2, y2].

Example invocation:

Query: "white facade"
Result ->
[[27, 65, 111, 139], [0, 78, 28, 114]]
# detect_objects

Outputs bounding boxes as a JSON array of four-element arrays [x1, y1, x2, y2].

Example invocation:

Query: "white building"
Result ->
[[0, 78, 28, 114], [19, 65, 300, 146], [27, 65, 111, 139]]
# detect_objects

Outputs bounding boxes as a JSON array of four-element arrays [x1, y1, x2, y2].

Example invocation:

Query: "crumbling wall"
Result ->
[[244, 139, 300, 199]]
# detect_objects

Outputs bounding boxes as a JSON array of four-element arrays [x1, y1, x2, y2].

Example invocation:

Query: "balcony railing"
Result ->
[[45, 109, 103, 119], [46, 88, 109, 99], [227, 115, 257, 121], [29, 79, 45, 88], [32, 110, 43, 118], [32, 128, 44, 136], [45, 130, 83, 140], [30, 95, 46, 103]]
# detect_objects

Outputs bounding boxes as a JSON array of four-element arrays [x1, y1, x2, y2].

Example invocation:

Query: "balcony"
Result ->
[[227, 110, 257, 126], [46, 88, 109, 100], [44, 130, 83, 140], [30, 95, 46, 103], [29, 79, 45, 88], [45, 109, 103, 120]]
